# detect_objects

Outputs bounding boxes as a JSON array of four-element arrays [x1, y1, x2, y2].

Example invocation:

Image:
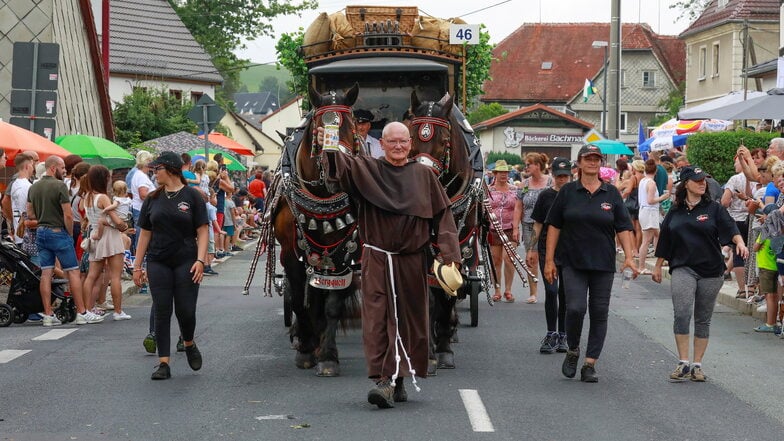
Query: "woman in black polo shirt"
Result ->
[[133, 151, 209, 380], [544, 145, 638, 383], [652, 166, 747, 382]]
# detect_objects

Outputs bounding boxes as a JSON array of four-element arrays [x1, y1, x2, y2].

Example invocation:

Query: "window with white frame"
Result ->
[[699, 46, 707, 79], [620, 69, 626, 88], [620, 112, 628, 133], [712, 43, 720, 76], [642, 71, 656, 88]]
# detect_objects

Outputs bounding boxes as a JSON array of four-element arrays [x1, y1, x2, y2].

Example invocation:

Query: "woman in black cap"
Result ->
[[133, 151, 209, 380], [653, 166, 748, 382], [544, 144, 638, 382]]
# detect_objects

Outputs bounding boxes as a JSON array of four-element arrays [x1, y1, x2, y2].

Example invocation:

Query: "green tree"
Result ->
[[112, 87, 198, 149], [669, 0, 711, 21], [275, 30, 309, 108], [486, 151, 522, 166], [648, 82, 685, 127], [170, 0, 317, 103], [468, 102, 508, 125], [460, 25, 495, 108], [686, 131, 777, 184]]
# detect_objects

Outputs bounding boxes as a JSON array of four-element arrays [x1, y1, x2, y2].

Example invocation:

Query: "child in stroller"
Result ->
[[0, 241, 73, 327]]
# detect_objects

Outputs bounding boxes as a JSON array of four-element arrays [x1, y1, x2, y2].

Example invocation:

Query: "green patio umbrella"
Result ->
[[186, 148, 247, 172], [588, 139, 634, 155], [54, 134, 134, 169]]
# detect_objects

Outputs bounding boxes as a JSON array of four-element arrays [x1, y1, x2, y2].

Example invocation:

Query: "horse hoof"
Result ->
[[295, 352, 316, 369], [437, 352, 455, 369], [316, 361, 340, 377], [427, 359, 438, 376]]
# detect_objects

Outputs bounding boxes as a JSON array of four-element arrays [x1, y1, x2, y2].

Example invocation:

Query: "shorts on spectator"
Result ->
[[759, 268, 778, 295], [36, 227, 79, 271], [638, 207, 660, 230], [208, 238, 215, 254], [223, 225, 235, 237]]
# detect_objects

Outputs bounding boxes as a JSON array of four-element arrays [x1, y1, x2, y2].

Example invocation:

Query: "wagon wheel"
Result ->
[[469, 280, 479, 327], [0, 303, 13, 327]]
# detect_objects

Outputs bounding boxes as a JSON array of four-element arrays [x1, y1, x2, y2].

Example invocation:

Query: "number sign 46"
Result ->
[[449, 24, 480, 45]]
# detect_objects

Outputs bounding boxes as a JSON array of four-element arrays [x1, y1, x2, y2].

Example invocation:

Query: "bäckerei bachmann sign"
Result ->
[[504, 127, 583, 148]]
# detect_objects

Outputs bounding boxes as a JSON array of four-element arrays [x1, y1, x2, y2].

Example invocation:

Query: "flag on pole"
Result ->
[[637, 118, 645, 146], [583, 79, 597, 102]]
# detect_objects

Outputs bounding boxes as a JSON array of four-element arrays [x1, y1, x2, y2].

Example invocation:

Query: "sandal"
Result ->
[[639, 269, 652, 276], [736, 289, 750, 299], [492, 293, 502, 302], [526, 295, 537, 304], [504, 292, 515, 303]]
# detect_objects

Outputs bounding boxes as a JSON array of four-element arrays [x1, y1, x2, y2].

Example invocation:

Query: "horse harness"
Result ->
[[411, 102, 452, 182]]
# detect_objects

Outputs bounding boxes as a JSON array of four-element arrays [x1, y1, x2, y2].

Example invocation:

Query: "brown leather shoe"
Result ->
[[367, 377, 394, 409]]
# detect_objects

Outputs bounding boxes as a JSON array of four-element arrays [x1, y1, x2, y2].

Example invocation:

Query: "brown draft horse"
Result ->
[[408, 91, 485, 373], [271, 84, 363, 376]]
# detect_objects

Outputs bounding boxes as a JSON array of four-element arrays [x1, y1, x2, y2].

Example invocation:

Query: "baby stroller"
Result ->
[[0, 240, 73, 327]]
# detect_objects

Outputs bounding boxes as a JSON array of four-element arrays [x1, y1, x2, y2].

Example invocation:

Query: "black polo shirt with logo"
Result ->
[[545, 180, 632, 272], [655, 199, 738, 278]]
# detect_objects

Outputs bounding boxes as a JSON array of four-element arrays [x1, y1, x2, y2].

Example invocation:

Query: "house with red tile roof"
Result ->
[[679, 0, 779, 109], [480, 22, 685, 149]]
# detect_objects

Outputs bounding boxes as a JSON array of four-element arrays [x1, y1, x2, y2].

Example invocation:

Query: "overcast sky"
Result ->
[[236, 0, 694, 64]]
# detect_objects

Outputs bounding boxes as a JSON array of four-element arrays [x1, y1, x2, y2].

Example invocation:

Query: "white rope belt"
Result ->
[[363, 244, 421, 392]]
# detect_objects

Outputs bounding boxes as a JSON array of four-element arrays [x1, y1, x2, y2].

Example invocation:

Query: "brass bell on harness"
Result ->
[[298, 213, 306, 224], [308, 219, 318, 230], [322, 220, 334, 234], [335, 217, 347, 230], [345, 213, 355, 224]]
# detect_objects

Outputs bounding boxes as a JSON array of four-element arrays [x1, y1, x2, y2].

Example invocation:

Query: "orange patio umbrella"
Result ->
[[198, 132, 255, 157], [0, 120, 71, 166]]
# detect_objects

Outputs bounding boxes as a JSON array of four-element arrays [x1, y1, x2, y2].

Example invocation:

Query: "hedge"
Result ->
[[486, 151, 522, 167], [685, 131, 779, 184]]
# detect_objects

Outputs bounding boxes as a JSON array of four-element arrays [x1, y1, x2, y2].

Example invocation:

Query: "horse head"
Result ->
[[408, 91, 470, 196], [299, 83, 361, 196]]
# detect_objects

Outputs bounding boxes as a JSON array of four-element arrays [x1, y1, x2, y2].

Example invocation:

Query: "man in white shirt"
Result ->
[[9, 153, 35, 246], [354, 109, 383, 158]]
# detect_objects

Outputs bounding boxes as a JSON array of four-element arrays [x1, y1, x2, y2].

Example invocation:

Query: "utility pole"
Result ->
[[607, 0, 621, 140]]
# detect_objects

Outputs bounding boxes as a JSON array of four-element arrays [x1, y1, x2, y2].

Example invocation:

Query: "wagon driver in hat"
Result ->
[[354, 109, 383, 159], [318, 121, 461, 409]]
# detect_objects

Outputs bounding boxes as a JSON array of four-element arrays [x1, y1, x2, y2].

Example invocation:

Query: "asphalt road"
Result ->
[[1, 249, 782, 441]]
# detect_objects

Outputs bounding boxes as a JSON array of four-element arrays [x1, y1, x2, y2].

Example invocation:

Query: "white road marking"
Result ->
[[0, 349, 31, 363], [255, 415, 295, 420], [459, 389, 495, 432], [32, 329, 77, 341]]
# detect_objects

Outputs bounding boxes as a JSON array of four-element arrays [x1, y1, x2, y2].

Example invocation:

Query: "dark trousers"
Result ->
[[562, 266, 614, 359], [539, 259, 565, 333], [147, 259, 199, 358]]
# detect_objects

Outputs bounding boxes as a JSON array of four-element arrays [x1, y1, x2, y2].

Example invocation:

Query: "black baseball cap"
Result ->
[[150, 151, 183, 169], [353, 109, 374, 123], [679, 165, 706, 182], [578, 144, 603, 158], [551, 157, 572, 176]]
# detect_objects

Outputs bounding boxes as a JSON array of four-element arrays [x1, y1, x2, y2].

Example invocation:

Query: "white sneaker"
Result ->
[[98, 301, 114, 311], [42, 314, 61, 327], [112, 311, 132, 321], [75, 311, 104, 325], [758, 303, 768, 313]]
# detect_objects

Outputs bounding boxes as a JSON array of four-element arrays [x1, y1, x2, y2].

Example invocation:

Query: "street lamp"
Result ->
[[592, 40, 609, 138]]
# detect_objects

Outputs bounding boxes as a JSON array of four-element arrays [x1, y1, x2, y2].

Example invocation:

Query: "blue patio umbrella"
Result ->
[[638, 134, 690, 153], [588, 139, 634, 155]]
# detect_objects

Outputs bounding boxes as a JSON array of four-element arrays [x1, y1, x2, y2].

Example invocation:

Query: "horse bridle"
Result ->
[[411, 104, 452, 178], [312, 104, 361, 156]]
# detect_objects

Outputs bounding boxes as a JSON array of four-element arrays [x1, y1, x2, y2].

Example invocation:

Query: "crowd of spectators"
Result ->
[[0, 149, 267, 327]]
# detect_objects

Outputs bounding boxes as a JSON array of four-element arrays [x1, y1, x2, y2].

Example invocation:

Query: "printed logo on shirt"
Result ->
[[696, 214, 709, 222], [600, 202, 612, 211], [177, 202, 190, 213]]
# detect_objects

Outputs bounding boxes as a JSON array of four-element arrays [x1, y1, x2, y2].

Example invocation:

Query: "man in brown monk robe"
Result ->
[[321, 121, 461, 409]]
